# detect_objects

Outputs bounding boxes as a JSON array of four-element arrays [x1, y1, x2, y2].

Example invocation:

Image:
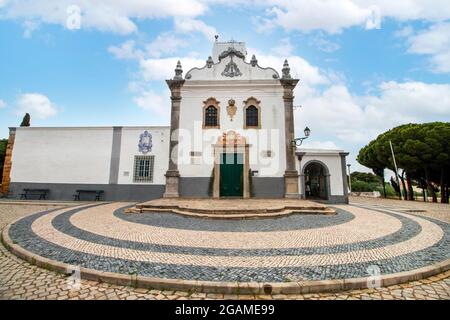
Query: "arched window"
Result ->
[[243, 97, 261, 129], [205, 106, 218, 127], [246, 106, 259, 128], [203, 97, 220, 129]]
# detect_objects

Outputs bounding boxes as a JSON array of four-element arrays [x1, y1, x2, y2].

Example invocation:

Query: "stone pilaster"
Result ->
[[297, 152, 306, 199], [340, 152, 350, 204], [1, 128, 16, 197], [280, 79, 300, 199], [163, 79, 185, 198]]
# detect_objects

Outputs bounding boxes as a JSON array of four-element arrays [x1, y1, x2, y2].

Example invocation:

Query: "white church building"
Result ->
[[2, 40, 349, 203]]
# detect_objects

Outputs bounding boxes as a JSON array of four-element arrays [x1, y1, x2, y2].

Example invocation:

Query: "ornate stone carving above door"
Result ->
[[227, 99, 237, 121]]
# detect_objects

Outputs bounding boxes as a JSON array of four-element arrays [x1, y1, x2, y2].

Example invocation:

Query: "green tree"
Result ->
[[357, 143, 387, 198], [0, 138, 8, 180], [350, 172, 380, 184], [20, 113, 31, 127], [357, 122, 450, 203]]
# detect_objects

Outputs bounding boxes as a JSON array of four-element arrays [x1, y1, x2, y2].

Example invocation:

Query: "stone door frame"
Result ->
[[213, 131, 250, 199]]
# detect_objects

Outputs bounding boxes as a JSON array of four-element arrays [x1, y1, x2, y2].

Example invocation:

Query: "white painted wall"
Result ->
[[296, 149, 346, 196], [177, 82, 287, 178], [10, 126, 171, 185], [11, 127, 113, 184], [117, 127, 170, 185]]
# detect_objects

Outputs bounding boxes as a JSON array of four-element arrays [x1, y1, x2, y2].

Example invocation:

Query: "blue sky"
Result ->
[[0, 1, 449, 172]]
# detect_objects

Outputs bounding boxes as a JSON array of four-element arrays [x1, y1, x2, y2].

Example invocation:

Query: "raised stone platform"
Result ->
[[129, 198, 335, 219]]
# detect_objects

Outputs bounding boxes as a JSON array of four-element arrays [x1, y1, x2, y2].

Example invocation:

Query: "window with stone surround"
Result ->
[[243, 97, 261, 129], [133, 155, 154, 183], [246, 106, 259, 127], [203, 97, 220, 129]]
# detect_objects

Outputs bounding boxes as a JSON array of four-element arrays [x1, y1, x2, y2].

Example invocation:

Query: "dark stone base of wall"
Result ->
[[9, 181, 348, 203], [328, 195, 349, 204], [180, 177, 212, 198], [9, 182, 165, 202], [251, 177, 285, 198]]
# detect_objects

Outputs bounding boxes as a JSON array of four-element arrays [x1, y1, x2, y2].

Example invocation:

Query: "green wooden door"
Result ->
[[220, 153, 243, 197]]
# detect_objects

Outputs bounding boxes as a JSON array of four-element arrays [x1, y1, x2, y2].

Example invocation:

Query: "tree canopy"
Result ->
[[0, 138, 8, 180], [357, 122, 450, 203]]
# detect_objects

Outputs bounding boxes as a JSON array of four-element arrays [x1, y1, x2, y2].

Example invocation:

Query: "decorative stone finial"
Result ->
[[250, 54, 258, 67], [206, 56, 214, 68], [174, 61, 183, 80], [282, 59, 292, 79]]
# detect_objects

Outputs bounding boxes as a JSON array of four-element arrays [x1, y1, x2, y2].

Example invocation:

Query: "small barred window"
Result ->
[[246, 105, 259, 127], [133, 155, 155, 183], [205, 105, 218, 127]]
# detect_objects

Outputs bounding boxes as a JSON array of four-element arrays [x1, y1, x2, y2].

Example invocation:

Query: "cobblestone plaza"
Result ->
[[0, 197, 449, 300]]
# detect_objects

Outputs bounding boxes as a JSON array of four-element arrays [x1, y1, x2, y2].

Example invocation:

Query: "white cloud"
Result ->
[[139, 57, 205, 81], [2, 0, 450, 36], [22, 20, 39, 38], [109, 34, 190, 61], [267, 0, 371, 34], [271, 37, 294, 56], [133, 89, 171, 119], [16, 93, 58, 119], [174, 17, 217, 40], [367, 81, 450, 117], [1, 0, 206, 34], [146, 33, 189, 58], [0, 99, 6, 108], [244, 48, 450, 146], [297, 81, 450, 144], [259, 0, 450, 34], [248, 49, 330, 88], [108, 40, 144, 60], [394, 25, 414, 38], [302, 140, 340, 150], [405, 22, 450, 73], [308, 35, 341, 53]]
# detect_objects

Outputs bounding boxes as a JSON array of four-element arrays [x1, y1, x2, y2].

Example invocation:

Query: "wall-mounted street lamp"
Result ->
[[292, 127, 311, 147]]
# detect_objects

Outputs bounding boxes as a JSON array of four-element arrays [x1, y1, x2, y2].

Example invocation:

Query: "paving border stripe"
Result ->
[[3, 222, 450, 295], [51, 206, 421, 257]]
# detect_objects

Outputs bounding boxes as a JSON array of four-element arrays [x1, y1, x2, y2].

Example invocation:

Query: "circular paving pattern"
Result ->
[[3, 202, 450, 291]]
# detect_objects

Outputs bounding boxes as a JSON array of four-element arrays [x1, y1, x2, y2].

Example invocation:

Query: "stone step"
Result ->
[[126, 207, 336, 220], [135, 204, 329, 214]]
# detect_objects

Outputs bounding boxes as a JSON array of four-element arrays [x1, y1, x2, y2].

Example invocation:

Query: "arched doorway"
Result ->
[[303, 162, 330, 200]]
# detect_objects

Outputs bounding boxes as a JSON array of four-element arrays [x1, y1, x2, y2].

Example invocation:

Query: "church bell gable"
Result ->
[[185, 40, 280, 81]]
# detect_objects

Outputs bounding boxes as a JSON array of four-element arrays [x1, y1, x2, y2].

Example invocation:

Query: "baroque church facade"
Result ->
[[1, 40, 349, 203]]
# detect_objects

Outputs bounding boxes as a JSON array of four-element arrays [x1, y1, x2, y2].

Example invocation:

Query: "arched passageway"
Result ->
[[304, 162, 330, 200]]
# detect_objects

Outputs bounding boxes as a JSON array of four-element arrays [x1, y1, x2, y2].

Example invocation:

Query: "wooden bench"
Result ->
[[20, 189, 50, 200], [73, 190, 104, 201]]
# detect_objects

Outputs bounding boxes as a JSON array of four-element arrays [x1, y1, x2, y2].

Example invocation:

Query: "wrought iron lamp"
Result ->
[[292, 127, 311, 147]]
